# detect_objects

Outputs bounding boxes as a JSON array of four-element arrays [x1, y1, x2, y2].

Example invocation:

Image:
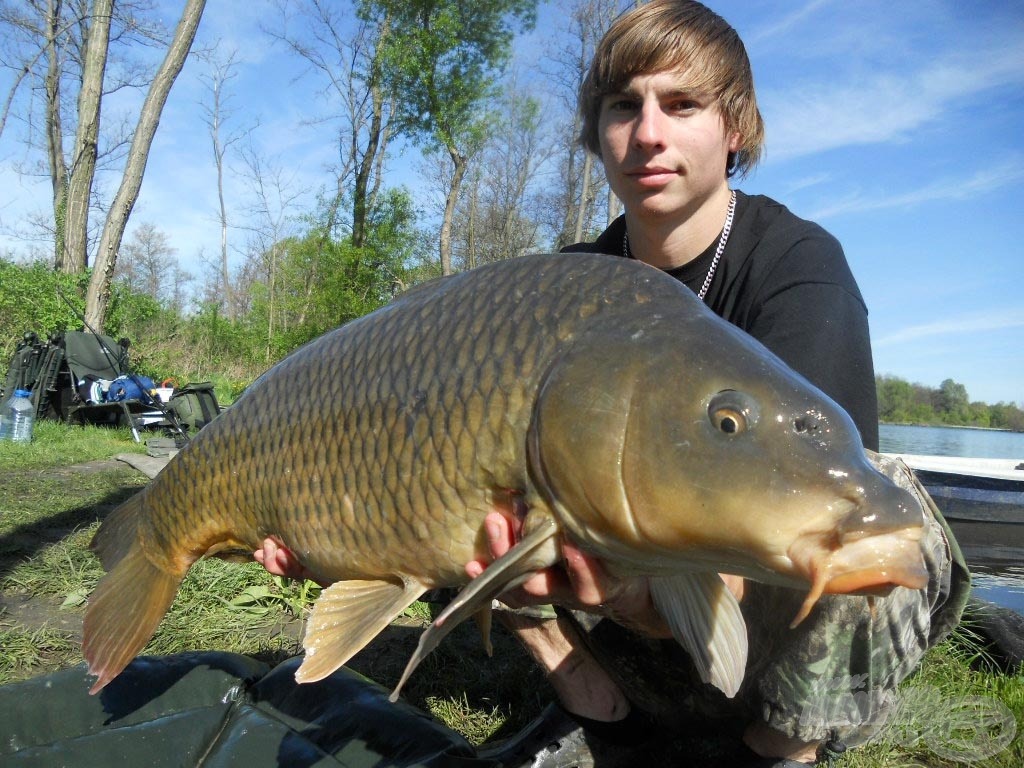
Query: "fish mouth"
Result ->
[[787, 525, 928, 628]]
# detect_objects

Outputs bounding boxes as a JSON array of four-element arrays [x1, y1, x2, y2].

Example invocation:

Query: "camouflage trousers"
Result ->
[[545, 452, 971, 745]]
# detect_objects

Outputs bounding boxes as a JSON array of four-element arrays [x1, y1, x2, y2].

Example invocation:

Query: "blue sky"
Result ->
[[1, 0, 1022, 406], [726, 0, 1024, 409]]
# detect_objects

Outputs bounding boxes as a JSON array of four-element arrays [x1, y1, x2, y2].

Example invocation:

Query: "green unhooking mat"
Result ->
[[0, 652, 496, 767]]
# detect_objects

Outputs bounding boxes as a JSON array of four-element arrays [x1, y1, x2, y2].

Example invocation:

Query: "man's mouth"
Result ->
[[628, 167, 677, 187]]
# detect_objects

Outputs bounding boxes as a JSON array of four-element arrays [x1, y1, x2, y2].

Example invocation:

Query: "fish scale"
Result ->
[[83, 252, 929, 700]]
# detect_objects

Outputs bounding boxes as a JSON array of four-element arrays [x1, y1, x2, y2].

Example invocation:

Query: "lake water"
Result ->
[[878, 423, 1024, 460], [879, 423, 1024, 614]]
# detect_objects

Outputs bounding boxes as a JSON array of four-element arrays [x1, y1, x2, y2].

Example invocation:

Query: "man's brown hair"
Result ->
[[580, 0, 765, 177]]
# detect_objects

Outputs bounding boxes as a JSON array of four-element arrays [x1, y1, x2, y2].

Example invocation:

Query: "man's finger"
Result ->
[[562, 540, 607, 606], [484, 512, 514, 558]]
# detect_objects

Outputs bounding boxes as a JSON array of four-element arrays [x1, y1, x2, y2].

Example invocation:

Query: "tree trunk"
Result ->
[[45, 0, 67, 266], [574, 151, 593, 243], [467, 173, 478, 270], [368, 120, 391, 214], [84, 0, 206, 329], [59, 0, 111, 274], [351, 77, 385, 248], [439, 147, 468, 276], [352, 20, 391, 248], [607, 184, 620, 226], [266, 242, 277, 363], [217, 142, 231, 315], [204, 51, 236, 318]]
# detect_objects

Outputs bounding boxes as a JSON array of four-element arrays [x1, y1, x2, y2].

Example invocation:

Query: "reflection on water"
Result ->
[[952, 519, 1024, 614], [972, 569, 1024, 615], [879, 424, 1024, 615], [879, 423, 1024, 460]]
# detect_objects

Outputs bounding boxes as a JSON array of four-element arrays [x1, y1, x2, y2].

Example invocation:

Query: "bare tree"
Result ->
[[266, 0, 394, 247], [1, 0, 206, 327], [1, 0, 176, 270], [84, 0, 206, 328], [61, 0, 112, 274], [197, 45, 247, 318], [539, 0, 620, 247], [115, 220, 191, 310], [452, 82, 551, 269], [44, 0, 73, 264], [1, 0, 112, 271], [237, 141, 304, 361], [116, 220, 168, 296]]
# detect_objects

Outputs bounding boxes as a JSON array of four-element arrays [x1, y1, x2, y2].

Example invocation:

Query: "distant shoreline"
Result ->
[[880, 422, 1017, 434]]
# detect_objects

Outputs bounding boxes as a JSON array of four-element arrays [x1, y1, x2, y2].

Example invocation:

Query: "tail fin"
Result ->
[[83, 494, 184, 694]]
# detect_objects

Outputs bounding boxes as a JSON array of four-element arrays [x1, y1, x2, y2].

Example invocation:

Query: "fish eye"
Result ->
[[713, 408, 745, 434], [707, 391, 758, 435]]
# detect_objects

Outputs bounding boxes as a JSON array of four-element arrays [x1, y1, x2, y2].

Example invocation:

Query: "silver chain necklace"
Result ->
[[622, 189, 738, 302]]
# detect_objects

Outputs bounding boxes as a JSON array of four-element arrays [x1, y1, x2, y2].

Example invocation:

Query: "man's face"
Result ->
[[598, 71, 740, 225]]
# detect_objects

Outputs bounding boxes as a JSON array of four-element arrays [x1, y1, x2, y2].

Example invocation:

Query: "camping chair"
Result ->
[[62, 331, 171, 442]]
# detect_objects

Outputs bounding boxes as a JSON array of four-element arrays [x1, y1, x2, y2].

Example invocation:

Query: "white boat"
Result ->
[[884, 453, 1024, 525]]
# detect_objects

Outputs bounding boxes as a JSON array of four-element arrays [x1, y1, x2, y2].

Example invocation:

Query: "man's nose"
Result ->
[[633, 103, 667, 149]]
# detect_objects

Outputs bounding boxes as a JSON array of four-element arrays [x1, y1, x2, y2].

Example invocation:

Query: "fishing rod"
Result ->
[[54, 284, 189, 440]]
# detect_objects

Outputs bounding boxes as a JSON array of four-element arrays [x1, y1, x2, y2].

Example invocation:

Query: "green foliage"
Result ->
[[105, 282, 165, 339], [0, 187, 424, 399], [0, 260, 87, 360], [362, 0, 538, 148], [877, 374, 1024, 430], [241, 187, 416, 358], [933, 378, 970, 422], [226, 576, 321, 618]]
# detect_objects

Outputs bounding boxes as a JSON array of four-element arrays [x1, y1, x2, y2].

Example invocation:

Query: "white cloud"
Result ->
[[745, 0, 835, 44], [874, 308, 1024, 347], [782, 172, 831, 196], [807, 157, 1024, 219], [760, 38, 1024, 161]]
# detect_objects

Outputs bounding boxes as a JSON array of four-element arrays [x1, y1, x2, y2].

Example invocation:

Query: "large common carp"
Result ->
[[83, 253, 927, 699]]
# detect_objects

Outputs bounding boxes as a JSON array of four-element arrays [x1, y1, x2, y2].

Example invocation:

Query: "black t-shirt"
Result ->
[[562, 190, 879, 450]]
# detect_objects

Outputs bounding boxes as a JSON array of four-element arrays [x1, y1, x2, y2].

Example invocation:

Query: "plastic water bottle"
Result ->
[[0, 389, 35, 443]]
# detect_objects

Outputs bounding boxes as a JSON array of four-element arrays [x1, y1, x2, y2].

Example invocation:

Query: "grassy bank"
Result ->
[[0, 421, 548, 746], [0, 422, 1020, 765]]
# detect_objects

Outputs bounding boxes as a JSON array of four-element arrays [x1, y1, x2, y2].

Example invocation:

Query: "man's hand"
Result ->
[[253, 536, 326, 586], [253, 516, 742, 636], [465, 511, 674, 638]]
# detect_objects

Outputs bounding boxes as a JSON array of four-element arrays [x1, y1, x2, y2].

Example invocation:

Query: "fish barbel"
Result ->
[[83, 253, 927, 699]]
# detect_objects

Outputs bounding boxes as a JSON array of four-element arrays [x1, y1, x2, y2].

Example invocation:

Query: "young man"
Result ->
[[260, 2, 966, 765], [464, 2, 964, 766]]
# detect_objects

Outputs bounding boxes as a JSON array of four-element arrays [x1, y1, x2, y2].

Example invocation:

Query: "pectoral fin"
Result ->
[[390, 517, 560, 702], [649, 572, 748, 698], [296, 578, 427, 684]]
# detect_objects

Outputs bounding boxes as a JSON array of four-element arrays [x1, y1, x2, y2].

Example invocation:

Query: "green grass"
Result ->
[[0, 420, 542, 741], [0, 419, 146, 471], [0, 421, 1020, 764], [838, 629, 1023, 767], [0, 422, 305, 679], [0, 620, 79, 682], [425, 693, 507, 745]]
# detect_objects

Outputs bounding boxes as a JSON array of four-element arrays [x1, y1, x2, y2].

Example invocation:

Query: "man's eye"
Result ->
[[608, 98, 636, 112]]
